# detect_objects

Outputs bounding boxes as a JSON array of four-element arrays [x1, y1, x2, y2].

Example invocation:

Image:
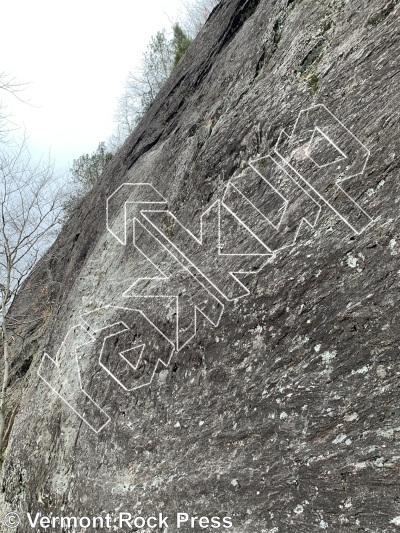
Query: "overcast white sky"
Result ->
[[0, 0, 185, 172]]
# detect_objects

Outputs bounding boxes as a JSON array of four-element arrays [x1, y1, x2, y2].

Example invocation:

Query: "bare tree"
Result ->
[[108, 30, 174, 151], [0, 135, 63, 449], [179, 0, 220, 38], [128, 30, 174, 108], [0, 72, 29, 144], [108, 2, 218, 151], [107, 91, 143, 152]]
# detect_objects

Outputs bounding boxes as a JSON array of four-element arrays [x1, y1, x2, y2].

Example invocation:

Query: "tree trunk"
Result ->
[[0, 308, 9, 451]]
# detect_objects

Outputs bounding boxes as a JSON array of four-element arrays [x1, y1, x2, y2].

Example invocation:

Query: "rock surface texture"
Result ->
[[1, 0, 400, 531]]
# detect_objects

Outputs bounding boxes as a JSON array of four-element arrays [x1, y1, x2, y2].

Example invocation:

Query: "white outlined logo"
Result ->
[[38, 105, 374, 432]]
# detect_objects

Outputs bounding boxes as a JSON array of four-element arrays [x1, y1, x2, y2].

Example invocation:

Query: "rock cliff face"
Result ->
[[1, 0, 400, 531]]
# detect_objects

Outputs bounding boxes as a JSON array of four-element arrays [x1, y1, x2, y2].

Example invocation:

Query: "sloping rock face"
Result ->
[[1, 0, 400, 531]]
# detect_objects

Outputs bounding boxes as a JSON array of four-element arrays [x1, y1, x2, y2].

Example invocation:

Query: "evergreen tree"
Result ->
[[70, 142, 112, 192], [172, 24, 193, 67], [63, 142, 112, 219]]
